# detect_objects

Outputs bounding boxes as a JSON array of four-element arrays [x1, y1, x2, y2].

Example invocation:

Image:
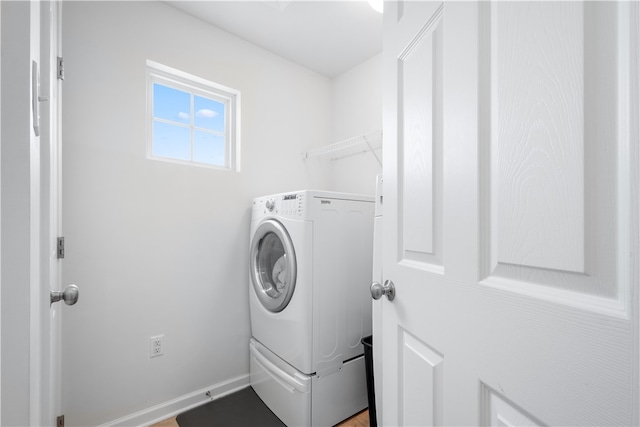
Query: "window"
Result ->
[[147, 61, 240, 170]]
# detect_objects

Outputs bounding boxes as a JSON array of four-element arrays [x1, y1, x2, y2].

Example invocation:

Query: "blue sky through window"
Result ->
[[194, 95, 225, 132], [153, 84, 190, 124], [152, 83, 227, 166], [194, 131, 225, 165], [153, 121, 190, 160]]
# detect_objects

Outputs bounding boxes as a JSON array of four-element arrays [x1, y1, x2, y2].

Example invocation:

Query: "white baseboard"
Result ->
[[99, 374, 250, 427]]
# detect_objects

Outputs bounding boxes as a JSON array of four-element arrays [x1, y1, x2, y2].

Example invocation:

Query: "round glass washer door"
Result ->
[[250, 219, 297, 313]]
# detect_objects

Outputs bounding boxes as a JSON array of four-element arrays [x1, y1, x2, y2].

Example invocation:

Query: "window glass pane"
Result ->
[[148, 62, 238, 170], [194, 95, 225, 132], [153, 83, 191, 124], [193, 130, 226, 166], [153, 121, 191, 161]]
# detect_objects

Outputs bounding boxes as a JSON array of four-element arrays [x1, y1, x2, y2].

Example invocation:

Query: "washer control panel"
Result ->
[[254, 193, 305, 218], [279, 193, 303, 216]]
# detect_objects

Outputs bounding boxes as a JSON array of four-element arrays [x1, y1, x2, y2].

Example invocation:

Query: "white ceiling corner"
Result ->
[[165, 1, 383, 78]]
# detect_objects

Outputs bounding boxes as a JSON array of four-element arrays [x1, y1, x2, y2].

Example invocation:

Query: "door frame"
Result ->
[[38, 1, 63, 425], [0, 0, 61, 424], [0, 1, 44, 425]]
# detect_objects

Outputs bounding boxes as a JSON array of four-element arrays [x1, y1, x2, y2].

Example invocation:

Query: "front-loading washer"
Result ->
[[248, 190, 374, 426]]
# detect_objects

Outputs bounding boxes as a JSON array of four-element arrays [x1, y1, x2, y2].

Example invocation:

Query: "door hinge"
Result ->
[[57, 56, 64, 80], [57, 237, 65, 259], [56, 415, 64, 427]]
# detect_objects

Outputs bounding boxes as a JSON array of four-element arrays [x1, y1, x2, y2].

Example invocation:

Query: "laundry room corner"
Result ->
[[327, 54, 383, 196]]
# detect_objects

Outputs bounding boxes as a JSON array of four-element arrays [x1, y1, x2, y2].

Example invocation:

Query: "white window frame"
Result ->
[[146, 60, 241, 171]]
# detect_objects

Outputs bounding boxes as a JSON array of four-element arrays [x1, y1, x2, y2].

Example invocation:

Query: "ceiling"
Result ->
[[165, 1, 383, 78]]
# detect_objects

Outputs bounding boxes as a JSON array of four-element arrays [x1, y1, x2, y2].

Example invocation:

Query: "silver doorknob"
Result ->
[[371, 280, 395, 301], [50, 284, 79, 306]]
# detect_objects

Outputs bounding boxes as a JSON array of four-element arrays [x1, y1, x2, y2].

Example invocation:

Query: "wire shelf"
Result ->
[[301, 130, 382, 165]]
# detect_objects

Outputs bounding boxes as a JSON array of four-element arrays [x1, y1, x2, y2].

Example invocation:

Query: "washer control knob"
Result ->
[[265, 198, 276, 212]]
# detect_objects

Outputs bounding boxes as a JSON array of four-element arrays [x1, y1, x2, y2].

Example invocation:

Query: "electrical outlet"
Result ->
[[150, 335, 164, 358]]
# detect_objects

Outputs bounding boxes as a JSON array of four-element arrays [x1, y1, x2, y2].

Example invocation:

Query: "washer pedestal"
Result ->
[[250, 338, 367, 426]]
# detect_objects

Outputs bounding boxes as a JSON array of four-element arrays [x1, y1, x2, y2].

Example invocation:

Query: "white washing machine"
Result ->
[[248, 190, 374, 426]]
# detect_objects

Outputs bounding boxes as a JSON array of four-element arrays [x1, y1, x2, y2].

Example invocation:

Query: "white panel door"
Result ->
[[380, 1, 639, 425]]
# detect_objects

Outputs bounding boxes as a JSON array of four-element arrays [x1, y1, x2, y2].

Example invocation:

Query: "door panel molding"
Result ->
[[399, 329, 444, 427], [480, 384, 544, 427], [477, 1, 638, 316], [397, 4, 444, 273]]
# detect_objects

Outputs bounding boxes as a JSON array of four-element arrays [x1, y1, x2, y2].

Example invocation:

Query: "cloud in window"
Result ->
[[177, 112, 190, 120], [196, 109, 218, 118]]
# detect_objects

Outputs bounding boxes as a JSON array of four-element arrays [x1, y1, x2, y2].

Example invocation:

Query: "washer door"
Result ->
[[250, 219, 297, 313]]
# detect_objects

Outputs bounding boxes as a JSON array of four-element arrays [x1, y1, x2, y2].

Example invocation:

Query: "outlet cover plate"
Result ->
[[150, 335, 164, 358]]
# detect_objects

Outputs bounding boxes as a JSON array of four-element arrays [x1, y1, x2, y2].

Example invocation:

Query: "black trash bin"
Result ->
[[361, 335, 377, 427]]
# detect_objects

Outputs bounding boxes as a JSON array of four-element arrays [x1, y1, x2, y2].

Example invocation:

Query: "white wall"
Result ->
[[61, 2, 331, 425], [328, 54, 383, 195]]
